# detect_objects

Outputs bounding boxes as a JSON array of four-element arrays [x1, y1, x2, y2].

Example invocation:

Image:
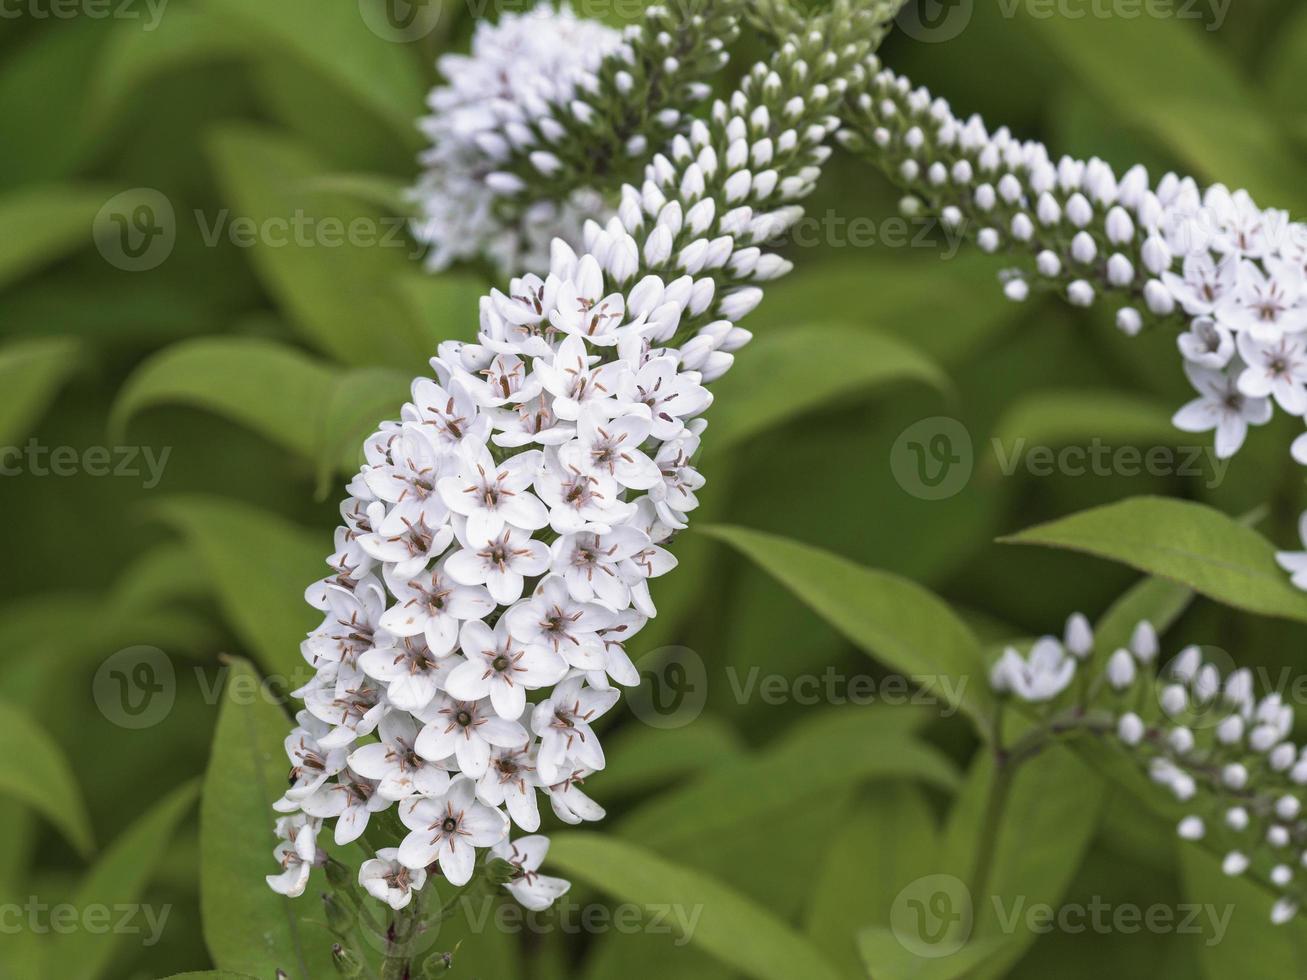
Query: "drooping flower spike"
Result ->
[[271, 0, 905, 949], [837, 63, 1307, 590], [993, 614, 1306, 925], [411, 0, 741, 276]]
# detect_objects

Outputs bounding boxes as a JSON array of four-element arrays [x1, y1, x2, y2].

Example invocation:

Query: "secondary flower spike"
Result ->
[[838, 62, 1307, 589], [270, 1, 901, 937]]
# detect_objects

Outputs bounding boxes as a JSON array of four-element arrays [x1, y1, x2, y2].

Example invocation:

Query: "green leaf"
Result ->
[[47, 780, 200, 980], [150, 496, 322, 677], [806, 786, 941, 979], [942, 747, 1106, 980], [598, 717, 746, 799], [0, 185, 111, 291], [0, 699, 94, 857], [317, 366, 411, 496], [111, 336, 337, 455], [0, 336, 82, 445], [159, 974, 259, 979], [1179, 846, 1307, 978], [699, 524, 995, 727], [984, 389, 1178, 478], [206, 125, 425, 367], [547, 832, 843, 980], [619, 710, 958, 849], [703, 325, 948, 459], [1000, 496, 1307, 624], [197, 0, 425, 147], [201, 658, 334, 980], [858, 927, 1009, 980], [1020, 10, 1305, 209]]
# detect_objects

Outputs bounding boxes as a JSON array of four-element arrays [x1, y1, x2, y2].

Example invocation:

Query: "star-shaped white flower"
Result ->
[[299, 768, 391, 845], [266, 814, 320, 897], [1236, 332, 1307, 415], [505, 575, 615, 671], [445, 618, 567, 720], [348, 710, 452, 801], [1172, 362, 1272, 459], [490, 835, 570, 910], [380, 560, 496, 656], [396, 777, 509, 883], [443, 520, 551, 605], [438, 445, 550, 542], [530, 676, 619, 784], [415, 694, 529, 778], [990, 637, 1076, 703], [359, 847, 428, 910]]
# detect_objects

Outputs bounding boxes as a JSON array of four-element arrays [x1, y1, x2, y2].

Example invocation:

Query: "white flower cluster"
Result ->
[[411, 1, 738, 277], [841, 65, 1307, 466], [270, 6, 884, 916], [992, 615, 1306, 923]]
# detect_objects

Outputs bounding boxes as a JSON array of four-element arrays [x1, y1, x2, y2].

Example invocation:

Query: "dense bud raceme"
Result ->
[[269, 1, 900, 945], [411, 1, 740, 277], [991, 614, 1307, 923], [839, 65, 1307, 591]]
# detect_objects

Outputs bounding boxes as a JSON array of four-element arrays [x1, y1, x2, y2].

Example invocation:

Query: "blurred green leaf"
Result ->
[[806, 786, 940, 979], [201, 658, 333, 980], [111, 336, 336, 455], [151, 497, 321, 677], [1179, 846, 1307, 977], [206, 125, 425, 367], [942, 747, 1105, 980], [547, 832, 843, 980], [1019, 11, 1304, 208], [160, 973, 259, 979], [1094, 575, 1195, 656], [1001, 496, 1307, 624], [318, 366, 411, 495], [1265, 5, 1307, 146], [703, 324, 949, 459], [598, 717, 746, 800], [620, 710, 958, 849], [700, 524, 995, 727], [47, 779, 200, 980], [395, 272, 487, 352], [0, 336, 82, 445], [198, 0, 425, 146], [0, 700, 94, 857], [858, 927, 1009, 980], [0, 186, 109, 291], [984, 389, 1178, 478]]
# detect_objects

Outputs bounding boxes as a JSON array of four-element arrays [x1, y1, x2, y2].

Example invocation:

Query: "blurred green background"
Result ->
[[4, 0, 1307, 977]]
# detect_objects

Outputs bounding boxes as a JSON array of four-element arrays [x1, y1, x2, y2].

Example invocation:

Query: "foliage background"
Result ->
[[4, 0, 1307, 977]]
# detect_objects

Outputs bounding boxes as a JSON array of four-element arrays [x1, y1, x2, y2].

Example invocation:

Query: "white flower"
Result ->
[[302, 580, 385, 670], [1172, 362, 1272, 459], [348, 710, 452, 801], [1177, 317, 1234, 369], [990, 638, 1076, 703], [445, 618, 567, 720], [415, 694, 529, 779], [535, 450, 635, 533], [1217, 259, 1307, 341], [546, 768, 607, 824], [1162, 253, 1241, 316], [299, 768, 391, 846], [278, 712, 349, 805], [362, 427, 454, 530], [491, 835, 571, 910], [1235, 332, 1307, 415], [266, 814, 319, 897], [359, 634, 451, 714], [559, 412, 662, 490], [360, 847, 427, 910], [506, 575, 616, 671], [477, 742, 543, 832], [439, 445, 551, 543], [397, 777, 509, 883], [551, 526, 652, 611], [531, 675, 619, 784], [444, 521, 551, 605], [536, 334, 630, 422], [380, 560, 496, 655], [618, 354, 712, 440]]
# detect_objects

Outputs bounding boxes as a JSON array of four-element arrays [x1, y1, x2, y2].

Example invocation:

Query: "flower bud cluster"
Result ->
[[991, 614, 1307, 923], [411, 1, 739, 276], [839, 64, 1307, 467], [269, 0, 886, 919]]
